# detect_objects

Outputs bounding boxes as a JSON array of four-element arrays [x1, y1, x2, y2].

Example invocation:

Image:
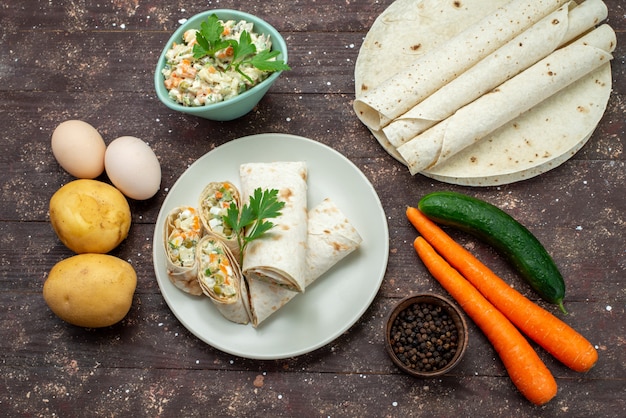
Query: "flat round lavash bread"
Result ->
[[354, 0, 613, 186]]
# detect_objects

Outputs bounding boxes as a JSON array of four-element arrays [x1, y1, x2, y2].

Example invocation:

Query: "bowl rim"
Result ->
[[385, 293, 469, 377], [154, 9, 288, 115]]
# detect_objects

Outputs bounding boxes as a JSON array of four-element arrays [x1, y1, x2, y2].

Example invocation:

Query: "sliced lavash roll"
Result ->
[[196, 235, 251, 324], [383, 0, 608, 148], [353, 0, 570, 131], [246, 198, 363, 327], [303, 198, 363, 285], [239, 161, 308, 292], [163, 206, 204, 296], [397, 24, 617, 175], [198, 181, 242, 260]]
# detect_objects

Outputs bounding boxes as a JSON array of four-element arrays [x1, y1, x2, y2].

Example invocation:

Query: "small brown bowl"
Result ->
[[385, 293, 468, 378]]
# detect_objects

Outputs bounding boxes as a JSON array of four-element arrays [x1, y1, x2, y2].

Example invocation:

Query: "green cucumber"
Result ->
[[418, 191, 566, 313]]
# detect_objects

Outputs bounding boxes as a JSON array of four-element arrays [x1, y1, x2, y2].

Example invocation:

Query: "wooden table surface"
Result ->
[[1, 0, 624, 416]]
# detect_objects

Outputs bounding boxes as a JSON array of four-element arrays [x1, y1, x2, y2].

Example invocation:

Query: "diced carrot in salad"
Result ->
[[198, 239, 237, 299]]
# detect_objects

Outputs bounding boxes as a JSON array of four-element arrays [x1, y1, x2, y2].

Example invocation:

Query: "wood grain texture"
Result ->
[[1, 0, 624, 416]]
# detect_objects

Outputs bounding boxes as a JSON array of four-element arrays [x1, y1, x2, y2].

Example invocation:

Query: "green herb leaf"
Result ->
[[249, 49, 292, 72], [250, 188, 284, 222], [201, 14, 223, 44], [232, 31, 258, 62], [190, 15, 291, 75], [192, 14, 232, 59], [222, 188, 285, 262], [223, 203, 241, 231]]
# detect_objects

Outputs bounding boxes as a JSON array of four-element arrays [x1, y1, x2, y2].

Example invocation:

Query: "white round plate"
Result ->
[[152, 133, 389, 359]]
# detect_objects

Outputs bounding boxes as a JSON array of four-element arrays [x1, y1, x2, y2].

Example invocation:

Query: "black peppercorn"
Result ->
[[390, 302, 459, 373]]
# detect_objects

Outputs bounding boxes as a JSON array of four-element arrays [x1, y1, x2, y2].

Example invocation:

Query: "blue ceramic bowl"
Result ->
[[154, 10, 288, 121]]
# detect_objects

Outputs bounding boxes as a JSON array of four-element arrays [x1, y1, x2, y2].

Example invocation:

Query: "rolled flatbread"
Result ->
[[239, 162, 308, 292], [196, 235, 251, 324], [246, 198, 363, 327], [383, 0, 608, 148], [163, 206, 204, 296], [353, 0, 570, 131], [396, 24, 616, 174], [198, 181, 242, 260], [354, 0, 615, 185]]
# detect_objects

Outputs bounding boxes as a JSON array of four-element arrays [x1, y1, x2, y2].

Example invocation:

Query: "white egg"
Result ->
[[105, 136, 161, 200], [51, 120, 106, 179]]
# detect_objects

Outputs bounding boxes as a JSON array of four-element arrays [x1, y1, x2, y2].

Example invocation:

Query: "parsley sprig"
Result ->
[[223, 188, 286, 262], [192, 14, 291, 82]]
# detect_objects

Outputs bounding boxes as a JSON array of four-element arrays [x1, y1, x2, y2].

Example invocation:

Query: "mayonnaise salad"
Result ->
[[162, 19, 274, 107]]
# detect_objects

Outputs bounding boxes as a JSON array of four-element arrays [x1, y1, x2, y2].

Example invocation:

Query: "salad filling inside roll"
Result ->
[[164, 206, 204, 295], [197, 235, 250, 324], [198, 182, 242, 259]]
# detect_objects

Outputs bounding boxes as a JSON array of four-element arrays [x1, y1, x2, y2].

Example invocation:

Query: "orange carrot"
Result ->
[[413, 236, 558, 405], [406, 207, 598, 373]]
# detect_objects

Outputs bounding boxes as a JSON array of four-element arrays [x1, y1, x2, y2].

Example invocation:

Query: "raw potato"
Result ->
[[50, 179, 131, 254], [43, 254, 137, 328]]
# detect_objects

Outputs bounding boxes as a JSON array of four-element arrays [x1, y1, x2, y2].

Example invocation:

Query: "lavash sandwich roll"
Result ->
[[196, 235, 251, 324], [303, 198, 363, 285], [246, 198, 363, 327], [163, 206, 204, 296], [397, 24, 617, 175], [239, 161, 308, 292], [198, 181, 242, 260], [383, 0, 609, 148], [353, 0, 570, 131]]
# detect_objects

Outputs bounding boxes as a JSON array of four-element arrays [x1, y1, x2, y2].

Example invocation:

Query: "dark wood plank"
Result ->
[[2, 365, 625, 417], [1, 0, 625, 416]]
